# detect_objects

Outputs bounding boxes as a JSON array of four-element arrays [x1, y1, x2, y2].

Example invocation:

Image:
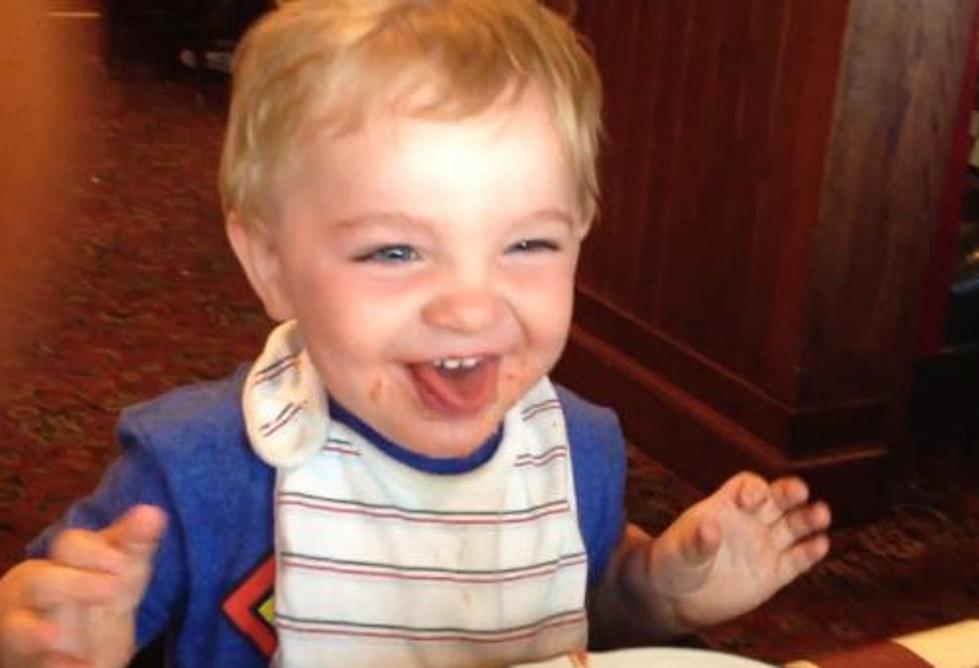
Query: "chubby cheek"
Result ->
[[497, 270, 574, 393], [512, 259, 576, 323], [515, 281, 575, 357], [295, 274, 408, 363]]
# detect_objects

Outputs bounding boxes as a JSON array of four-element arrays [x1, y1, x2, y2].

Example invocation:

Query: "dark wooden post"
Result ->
[[556, 0, 979, 521]]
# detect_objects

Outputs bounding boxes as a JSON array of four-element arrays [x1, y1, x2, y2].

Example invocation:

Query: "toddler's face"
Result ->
[[248, 85, 582, 458]]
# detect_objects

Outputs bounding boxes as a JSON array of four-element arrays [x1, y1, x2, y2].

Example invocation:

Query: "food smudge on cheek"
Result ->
[[369, 378, 383, 404], [500, 356, 532, 400]]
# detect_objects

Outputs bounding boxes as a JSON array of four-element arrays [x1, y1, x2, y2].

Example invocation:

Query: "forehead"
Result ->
[[280, 84, 578, 228]]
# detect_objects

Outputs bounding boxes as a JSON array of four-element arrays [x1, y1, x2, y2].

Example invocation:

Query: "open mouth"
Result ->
[[408, 355, 500, 417]]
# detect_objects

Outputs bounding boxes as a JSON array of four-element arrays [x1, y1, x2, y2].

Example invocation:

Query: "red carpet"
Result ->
[[2, 54, 978, 665]]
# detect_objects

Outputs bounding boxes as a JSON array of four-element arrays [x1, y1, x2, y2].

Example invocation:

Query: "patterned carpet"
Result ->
[[2, 45, 979, 666]]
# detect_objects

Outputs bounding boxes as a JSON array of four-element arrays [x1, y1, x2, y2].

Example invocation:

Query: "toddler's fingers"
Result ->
[[0, 611, 93, 668], [770, 501, 833, 552], [97, 506, 167, 612], [676, 516, 721, 567], [99, 505, 167, 560], [726, 472, 784, 524], [48, 604, 94, 664], [23, 563, 119, 611], [694, 518, 721, 561], [776, 532, 831, 588], [721, 472, 765, 509], [50, 530, 125, 575], [793, 501, 831, 535], [769, 476, 810, 513], [0, 608, 61, 659], [729, 473, 815, 528]]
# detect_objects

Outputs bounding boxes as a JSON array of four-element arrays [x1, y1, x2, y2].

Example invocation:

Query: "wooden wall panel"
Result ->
[[574, 0, 849, 402], [558, 0, 979, 519], [803, 0, 979, 408]]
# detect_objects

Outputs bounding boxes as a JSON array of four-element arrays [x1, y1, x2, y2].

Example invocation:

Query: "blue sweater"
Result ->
[[29, 366, 626, 667]]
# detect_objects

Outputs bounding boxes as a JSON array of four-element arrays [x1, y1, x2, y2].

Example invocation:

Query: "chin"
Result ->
[[403, 410, 504, 459]]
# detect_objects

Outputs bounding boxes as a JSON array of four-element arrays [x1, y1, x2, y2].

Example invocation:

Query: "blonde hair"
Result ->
[[219, 0, 602, 228]]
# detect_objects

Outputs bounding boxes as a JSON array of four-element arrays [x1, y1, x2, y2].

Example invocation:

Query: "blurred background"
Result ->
[[0, 3, 89, 359]]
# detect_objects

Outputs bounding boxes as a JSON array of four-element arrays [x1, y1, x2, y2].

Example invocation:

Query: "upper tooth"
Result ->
[[434, 356, 481, 370]]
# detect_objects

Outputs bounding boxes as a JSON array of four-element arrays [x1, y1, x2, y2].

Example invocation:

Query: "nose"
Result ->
[[421, 288, 506, 334]]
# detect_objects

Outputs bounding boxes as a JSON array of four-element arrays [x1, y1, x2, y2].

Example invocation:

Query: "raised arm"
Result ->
[[588, 472, 831, 648], [0, 505, 166, 668]]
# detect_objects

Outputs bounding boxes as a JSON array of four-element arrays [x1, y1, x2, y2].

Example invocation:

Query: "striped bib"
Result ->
[[243, 321, 589, 667]]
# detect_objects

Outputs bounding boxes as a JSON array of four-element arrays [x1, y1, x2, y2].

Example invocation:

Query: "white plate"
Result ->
[[515, 648, 775, 667]]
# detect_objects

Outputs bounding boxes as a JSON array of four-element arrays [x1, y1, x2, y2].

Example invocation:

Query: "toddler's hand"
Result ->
[[0, 505, 166, 668], [649, 472, 830, 629]]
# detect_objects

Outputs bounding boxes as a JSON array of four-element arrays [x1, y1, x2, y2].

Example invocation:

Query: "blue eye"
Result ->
[[507, 239, 561, 254], [354, 244, 420, 263]]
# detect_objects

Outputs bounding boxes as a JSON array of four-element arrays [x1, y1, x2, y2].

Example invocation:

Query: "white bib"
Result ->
[[243, 321, 589, 667]]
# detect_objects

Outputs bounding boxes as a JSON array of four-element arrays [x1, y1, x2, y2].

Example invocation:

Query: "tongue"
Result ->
[[410, 359, 498, 416]]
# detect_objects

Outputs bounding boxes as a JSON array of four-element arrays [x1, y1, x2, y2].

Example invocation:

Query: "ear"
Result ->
[[226, 211, 295, 322]]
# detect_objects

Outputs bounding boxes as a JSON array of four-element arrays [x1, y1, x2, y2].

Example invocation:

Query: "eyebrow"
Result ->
[[328, 212, 430, 232], [328, 208, 577, 231], [522, 208, 577, 229]]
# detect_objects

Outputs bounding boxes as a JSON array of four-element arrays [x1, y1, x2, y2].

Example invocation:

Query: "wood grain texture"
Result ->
[[804, 0, 978, 408], [562, 0, 978, 515], [575, 0, 848, 402]]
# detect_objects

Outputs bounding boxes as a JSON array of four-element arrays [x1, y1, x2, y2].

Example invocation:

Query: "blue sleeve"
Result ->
[[26, 434, 187, 648], [558, 386, 627, 586]]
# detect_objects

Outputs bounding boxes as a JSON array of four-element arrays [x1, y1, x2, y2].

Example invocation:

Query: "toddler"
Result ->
[[0, 1, 831, 666]]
